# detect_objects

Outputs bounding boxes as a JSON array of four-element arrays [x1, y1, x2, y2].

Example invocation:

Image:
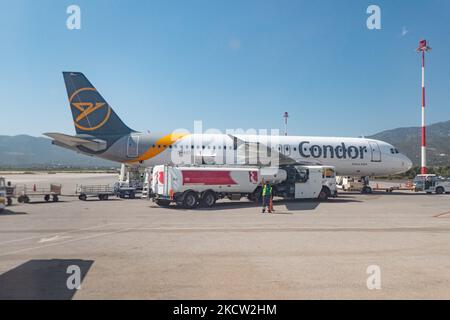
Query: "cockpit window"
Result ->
[[390, 148, 395, 154], [395, 148, 399, 153]]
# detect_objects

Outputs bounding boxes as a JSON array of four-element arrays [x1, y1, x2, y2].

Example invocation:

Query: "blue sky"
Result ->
[[1, 0, 449, 137]]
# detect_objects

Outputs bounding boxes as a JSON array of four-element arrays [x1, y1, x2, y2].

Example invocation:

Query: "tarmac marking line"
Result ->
[[0, 225, 140, 257], [0, 223, 123, 246], [433, 211, 450, 218]]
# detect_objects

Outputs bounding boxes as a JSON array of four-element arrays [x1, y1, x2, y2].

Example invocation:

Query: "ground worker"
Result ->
[[262, 181, 272, 213]]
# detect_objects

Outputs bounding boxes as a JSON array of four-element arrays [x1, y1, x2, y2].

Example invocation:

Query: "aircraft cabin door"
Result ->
[[127, 134, 140, 158], [369, 141, 381, 162]]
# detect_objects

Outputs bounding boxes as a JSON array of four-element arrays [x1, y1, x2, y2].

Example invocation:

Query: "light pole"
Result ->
[[283, 112, 289, 136], [417, 39, 431, 174]]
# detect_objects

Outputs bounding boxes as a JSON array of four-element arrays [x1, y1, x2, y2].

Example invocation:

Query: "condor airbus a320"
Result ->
[[45, 72, 413, 177]]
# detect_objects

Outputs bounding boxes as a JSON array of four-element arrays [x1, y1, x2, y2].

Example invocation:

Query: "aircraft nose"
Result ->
[[407, 158, 413, 170], [402, 155, 413, 171]]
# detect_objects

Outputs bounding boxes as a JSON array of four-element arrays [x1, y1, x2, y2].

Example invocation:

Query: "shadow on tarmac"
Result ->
[[11, 200, 69, 205], [152, 196, 362, 212], [0, 209, 28, 215], [0, 259, 94, 300]]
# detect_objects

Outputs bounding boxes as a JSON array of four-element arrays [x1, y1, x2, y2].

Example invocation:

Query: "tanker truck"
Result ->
[[151, 164, 336, 208]]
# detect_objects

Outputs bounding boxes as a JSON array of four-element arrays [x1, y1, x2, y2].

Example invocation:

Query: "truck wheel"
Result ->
[[79, 194, 87, 201], [156, 199, 171, 207], [44, 194, 50, 202], [24, 196, 30, 203], [436, 187, 444, 194], [183, 192, 198, 209], [129, 192, 135, 199], [362, 186, 372, 194], [201, 191, 216, 207], [248, 187, 262, 203], [318, 187, 329, 201], [52, 195, 59, 202], [102, 195, 108, 201], [7, 197, 12, 206], [18, 196, 24, 203]]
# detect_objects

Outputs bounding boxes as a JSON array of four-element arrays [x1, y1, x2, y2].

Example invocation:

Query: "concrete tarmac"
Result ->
[[0, 173, 449, 299]]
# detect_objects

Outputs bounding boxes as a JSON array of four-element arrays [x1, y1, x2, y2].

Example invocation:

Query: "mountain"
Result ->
[[0, 135, 117, 168], [1, 121, 449, 168], [368, 120, 450, 166]]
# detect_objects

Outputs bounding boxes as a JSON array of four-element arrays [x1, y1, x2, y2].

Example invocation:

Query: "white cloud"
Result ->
[[401, 26, 408, 37]]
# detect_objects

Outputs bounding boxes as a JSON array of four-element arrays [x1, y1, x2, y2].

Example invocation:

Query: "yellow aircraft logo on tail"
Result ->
[[69, 87, 111, 131]]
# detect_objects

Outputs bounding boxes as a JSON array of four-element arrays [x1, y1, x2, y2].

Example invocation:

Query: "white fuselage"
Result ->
[[135, 134, 412, 176]]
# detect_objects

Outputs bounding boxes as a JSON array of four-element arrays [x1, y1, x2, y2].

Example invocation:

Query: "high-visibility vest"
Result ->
[[262, 185, 272, 196]]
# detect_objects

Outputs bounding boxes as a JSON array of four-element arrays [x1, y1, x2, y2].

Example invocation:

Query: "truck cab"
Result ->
[[292, 165, 337, 200], [415, 174, 450, 194]]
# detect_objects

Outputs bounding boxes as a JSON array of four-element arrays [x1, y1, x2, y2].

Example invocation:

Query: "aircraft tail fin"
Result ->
[[62, 72, 133, 136]]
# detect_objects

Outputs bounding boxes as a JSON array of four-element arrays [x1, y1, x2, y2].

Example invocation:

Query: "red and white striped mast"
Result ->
[[417, 39, 431, 174]]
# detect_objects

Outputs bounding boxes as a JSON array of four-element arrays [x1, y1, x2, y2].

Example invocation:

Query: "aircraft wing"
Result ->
[[228, 134, 319, 166], [43, 132, 107, 152]]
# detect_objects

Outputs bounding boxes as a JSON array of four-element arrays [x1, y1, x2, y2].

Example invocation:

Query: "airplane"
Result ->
[[44, 72, 413, 178]]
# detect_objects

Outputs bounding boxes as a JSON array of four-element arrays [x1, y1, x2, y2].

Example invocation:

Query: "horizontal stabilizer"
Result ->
[[44, 132, 107, 152]]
